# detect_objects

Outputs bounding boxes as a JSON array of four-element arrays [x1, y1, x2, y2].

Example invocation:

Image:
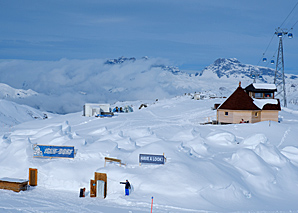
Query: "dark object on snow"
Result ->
[[139, 104, 147, 110], [79, 187, 86, 197], [100, 112, 114, 117], [113, 106, 119, 112]]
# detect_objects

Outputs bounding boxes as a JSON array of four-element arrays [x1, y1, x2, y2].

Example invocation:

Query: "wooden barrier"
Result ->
[[0, 178, 28, 192], [104, 157, 125, 167], [29, 168, 38, 186]]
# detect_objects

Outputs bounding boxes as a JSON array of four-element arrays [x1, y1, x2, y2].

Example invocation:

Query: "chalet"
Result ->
[[217, 82, 281, 124]]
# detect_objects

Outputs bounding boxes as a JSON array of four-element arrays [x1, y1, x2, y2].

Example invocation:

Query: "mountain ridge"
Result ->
[[0, 57, 297, 113]]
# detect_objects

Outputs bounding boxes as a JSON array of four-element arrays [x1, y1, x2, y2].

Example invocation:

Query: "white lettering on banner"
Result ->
[[58, 148, 73, 155], [141, 156, 150, 161], [152, 157, 163, 162], [140, 155, 164, 163], [43, 147, 73, 155], [44, 148, 58, 154]]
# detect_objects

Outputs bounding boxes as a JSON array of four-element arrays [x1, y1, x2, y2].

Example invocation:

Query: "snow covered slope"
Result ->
[[1, 96, 298, 212], [0, 99, 47, 129], [0, 57, 297, 114], [0, 83, 38, 99]]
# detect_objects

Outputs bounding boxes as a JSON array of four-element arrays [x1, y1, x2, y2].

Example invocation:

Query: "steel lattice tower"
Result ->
[[274, 29, 288, 107]]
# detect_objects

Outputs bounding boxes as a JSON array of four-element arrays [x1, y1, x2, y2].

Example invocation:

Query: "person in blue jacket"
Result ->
[[120, 180, 131, 196]]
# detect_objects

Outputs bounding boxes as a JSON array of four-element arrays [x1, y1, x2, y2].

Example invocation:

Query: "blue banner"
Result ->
[[33, 144, 75, 158], [139, 154, 165, 164]]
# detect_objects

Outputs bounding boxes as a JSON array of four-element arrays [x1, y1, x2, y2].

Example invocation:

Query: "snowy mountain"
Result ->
[[105, 56, 182, 74], [0, 57, 297, 114], [1, 96, 298, 212], [0, 83, 38, 99], [200, 58, 275, 79], [0, 99, 48, 128], [200, 58, 298, 105]]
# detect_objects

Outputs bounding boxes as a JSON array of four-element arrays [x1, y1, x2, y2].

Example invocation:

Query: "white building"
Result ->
[[83, 103, 111, 117]]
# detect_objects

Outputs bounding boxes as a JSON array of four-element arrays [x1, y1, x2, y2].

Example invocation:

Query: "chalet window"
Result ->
[[255, 112, 258, 117], [254, 93, 263, 98], [225, 112, 228, 116], [264, 93, 272, 98]]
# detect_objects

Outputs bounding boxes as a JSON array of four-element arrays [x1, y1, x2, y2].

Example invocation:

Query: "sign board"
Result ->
[[33, 144, 75, 158], [139, 154, 165, 165]]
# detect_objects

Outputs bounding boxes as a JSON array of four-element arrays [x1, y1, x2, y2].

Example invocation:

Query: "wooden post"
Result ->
[[29, 168, 38, 186], [90, 179, 96, 197]]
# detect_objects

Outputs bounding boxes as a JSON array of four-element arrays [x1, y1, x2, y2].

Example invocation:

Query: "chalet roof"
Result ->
[[245, 83, 277, 93], [218, 86, 281, 111]]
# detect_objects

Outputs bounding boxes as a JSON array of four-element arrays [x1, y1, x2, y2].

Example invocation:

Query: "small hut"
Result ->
[[83, 103, 111, 117]]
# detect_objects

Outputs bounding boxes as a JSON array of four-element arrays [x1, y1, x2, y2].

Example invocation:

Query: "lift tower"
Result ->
[[274, 28, 292, 107]]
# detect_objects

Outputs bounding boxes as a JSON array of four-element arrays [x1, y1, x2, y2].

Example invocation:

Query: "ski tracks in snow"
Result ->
[[278, 127, 291, 148]]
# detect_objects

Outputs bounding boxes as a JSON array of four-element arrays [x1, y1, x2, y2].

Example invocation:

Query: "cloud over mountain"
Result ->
[[0, 57, 297, 113]]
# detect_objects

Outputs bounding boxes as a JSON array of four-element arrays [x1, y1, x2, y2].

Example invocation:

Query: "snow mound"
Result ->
[[205, 131, 236, 146], [242, 133, 267, 148]]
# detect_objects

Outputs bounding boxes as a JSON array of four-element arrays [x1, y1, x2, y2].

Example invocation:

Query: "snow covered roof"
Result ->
[[0, 177, 28, 183], [245, 83, 277, 93], [252, 83, 276, 90], [253, 98, 278, 109]]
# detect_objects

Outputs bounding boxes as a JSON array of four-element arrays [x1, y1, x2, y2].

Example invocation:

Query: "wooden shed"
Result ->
[[217, 82, 281, 124], [0, 177, 29, 192]]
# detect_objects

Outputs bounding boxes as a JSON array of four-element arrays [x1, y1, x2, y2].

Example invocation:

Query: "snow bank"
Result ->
[[1, 97, 298, 212]]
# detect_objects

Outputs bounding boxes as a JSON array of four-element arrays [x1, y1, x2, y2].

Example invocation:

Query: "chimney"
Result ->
[[239, 81, 241, 87]]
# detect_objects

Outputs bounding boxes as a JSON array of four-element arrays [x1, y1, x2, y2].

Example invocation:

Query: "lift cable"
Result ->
[[279, 2, 298, 28], [290, 20, 298, 29], [257, 2, 298, 66], [257, 34, 275, 65]]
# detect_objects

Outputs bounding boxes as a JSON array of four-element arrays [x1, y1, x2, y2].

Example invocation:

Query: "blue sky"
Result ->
[[1, 0, 298, 74]]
